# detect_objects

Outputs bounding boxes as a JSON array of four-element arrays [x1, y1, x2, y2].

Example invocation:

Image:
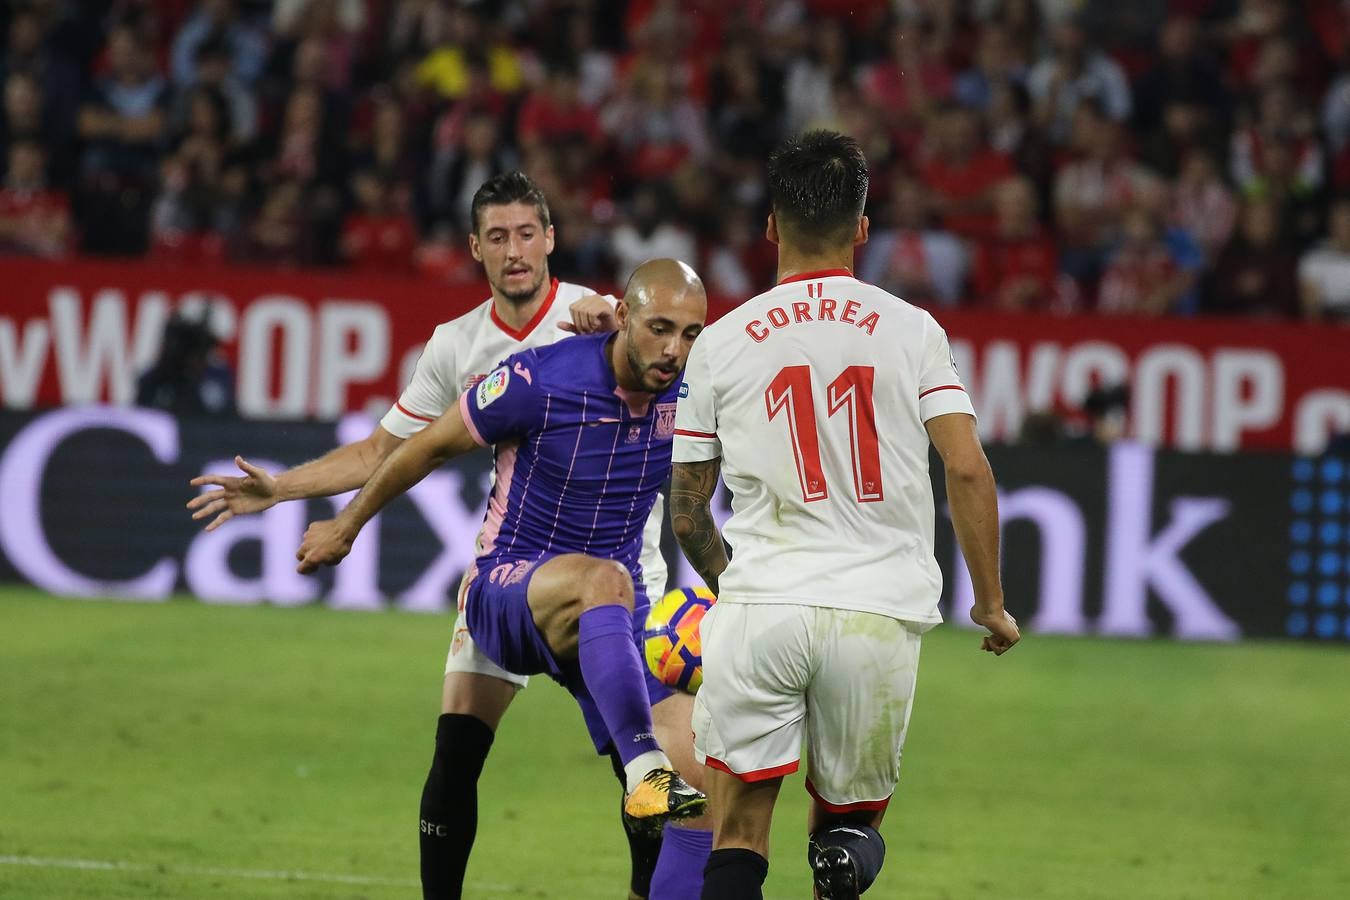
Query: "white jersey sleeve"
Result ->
[[917, 316, 977, 423], [380, 323, 459, 438], [672, 334, 722, 463]]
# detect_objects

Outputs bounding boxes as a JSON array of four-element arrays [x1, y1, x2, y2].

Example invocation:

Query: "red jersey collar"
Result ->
[[490, 278, 560, 341], [777, 268, 855, 285]]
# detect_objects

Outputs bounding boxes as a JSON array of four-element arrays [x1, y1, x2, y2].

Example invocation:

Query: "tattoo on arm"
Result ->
[[670, 459, 728, 593]]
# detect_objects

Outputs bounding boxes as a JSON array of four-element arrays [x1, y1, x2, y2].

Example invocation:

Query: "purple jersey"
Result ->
[[457, 332, 680, 580]]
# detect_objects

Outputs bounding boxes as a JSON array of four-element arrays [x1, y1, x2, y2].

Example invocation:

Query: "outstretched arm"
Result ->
[[670, 459, 728, 594], [188, 427, 404, 531], [296, 400, 481, 573]]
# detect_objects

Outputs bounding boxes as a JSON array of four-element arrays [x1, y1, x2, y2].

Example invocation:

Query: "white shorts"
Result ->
[[692, 601, 928, 812], [444, 572, 529, 688]]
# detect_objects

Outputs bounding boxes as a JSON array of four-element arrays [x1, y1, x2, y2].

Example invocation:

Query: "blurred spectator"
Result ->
[[77, 25, 168, 181], [1027, 16, 1131, 144], [973, 175, 1069, 312], [564, 12, 618, 108], [705, 204, 775, 299], [986, 79, 1052, 195], [1138, 94, 1222, 179], [136, 311, 235, 417], [1298, 197, 1350, 322], [349, 92, 417, 186], [1054, 102, 1160, 286], [609, 182, 696, 285], [273, 0, 366, 39], [426, 110, 512, 235], [1132, 16, 1228, 138], [0, 139, 70, 257], [709, 42, 780, 197], [860, 20, 955, 129], [603, 60, 710, 181], [955, 26, 1027, 112], [2, 70, 73, 186], [0, 5, 81, 157], [169, 34, 258, 143], [919, 104, 1014, 239], [170, 0, 267, 87], [861, 174, 967, 306], [1171, 148, 1237, 262], [1207, 197, 1300, 317], [1231, 83, 1323, 198], [416, 6, 524, 100], [341, 170, 416, 274], [238, 178, 311, 266], [784, 18, 850, 134], [517, 59, 601, 154], [1097, 209, 1193, 316]]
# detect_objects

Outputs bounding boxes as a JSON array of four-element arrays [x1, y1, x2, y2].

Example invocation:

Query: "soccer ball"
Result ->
[[643, 586, 716, 693]]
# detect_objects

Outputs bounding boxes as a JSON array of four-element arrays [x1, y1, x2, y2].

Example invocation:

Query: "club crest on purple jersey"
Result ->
[[655, 402, 677, 439]]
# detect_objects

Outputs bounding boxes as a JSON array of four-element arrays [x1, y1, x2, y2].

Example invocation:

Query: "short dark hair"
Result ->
[[469, 171, 552, 234], [767, 130, 868, 252]]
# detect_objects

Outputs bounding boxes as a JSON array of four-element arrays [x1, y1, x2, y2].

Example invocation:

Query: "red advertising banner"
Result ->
[[2, 256, 1348, 451]]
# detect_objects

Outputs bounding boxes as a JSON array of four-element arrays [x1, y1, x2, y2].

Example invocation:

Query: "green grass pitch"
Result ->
[[1, 587, 1348, 899]]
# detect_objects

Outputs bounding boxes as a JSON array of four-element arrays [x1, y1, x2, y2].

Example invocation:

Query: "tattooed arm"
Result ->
[[670, 459, 728, 594]]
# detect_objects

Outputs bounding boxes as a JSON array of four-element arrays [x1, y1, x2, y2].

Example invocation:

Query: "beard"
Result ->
[[492, 265, 547, 305], [625, 334, 678, 392]]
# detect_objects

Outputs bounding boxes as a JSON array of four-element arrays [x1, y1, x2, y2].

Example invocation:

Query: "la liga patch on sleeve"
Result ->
[[476, 366, 509, 409]]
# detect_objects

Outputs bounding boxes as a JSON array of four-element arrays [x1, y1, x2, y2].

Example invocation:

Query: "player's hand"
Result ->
[[559, 294, 617, 334], [187, 455, 279, 531], [296, 519, 356, 574], [971, 603, 1020, 655]]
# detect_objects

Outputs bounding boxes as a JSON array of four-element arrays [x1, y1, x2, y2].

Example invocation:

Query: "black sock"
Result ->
[[609, 745, 663, 897], [809, 824, 886, 893], [419, 713, 494, 900], [701, 848, 768, 900]]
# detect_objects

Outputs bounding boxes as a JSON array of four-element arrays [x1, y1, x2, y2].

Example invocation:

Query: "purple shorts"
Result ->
[[464, 552, 673, 753]]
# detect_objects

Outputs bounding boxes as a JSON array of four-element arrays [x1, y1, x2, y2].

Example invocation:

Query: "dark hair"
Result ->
[[766, 130, 868, 252], [469, 171, 551, 234]]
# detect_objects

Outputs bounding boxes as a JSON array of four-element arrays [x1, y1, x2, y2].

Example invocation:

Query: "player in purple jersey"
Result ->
[[295, 260, 712, 870]]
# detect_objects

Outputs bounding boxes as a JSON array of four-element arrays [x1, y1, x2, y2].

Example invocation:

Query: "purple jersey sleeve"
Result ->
[[459, 353, 543, 447]]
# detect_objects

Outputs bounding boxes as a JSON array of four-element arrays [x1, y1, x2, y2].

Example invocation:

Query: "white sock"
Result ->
[[623, 750, 672, 792]]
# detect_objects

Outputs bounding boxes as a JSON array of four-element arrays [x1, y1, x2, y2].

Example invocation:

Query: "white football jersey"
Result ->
[[379, 278, 668, 594], [672, 269, 975, 622]]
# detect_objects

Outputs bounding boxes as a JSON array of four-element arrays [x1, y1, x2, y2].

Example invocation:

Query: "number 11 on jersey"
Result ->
[[764, 365, 884, 504]]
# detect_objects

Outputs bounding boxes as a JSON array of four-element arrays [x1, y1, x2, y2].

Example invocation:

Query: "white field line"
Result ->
[[0, 853, 797, 898]]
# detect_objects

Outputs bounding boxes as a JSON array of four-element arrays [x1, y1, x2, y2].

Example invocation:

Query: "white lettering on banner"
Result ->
[[49, 288, 170, 404], [397, 469, 482, 612], [0, 406, 178, 599], [1133, 345, 1207, 450], [183, 459, 321, 606], [0, 317, 49, 406], [951, 487, 1089, 634], [315, 304, 390, 418], [1294, 389, 1350, 455], [1100, 442, 1238, 640], [952, 337, 1305, 450], [1210, 350, 1283, 451], [237, 297, 312, 418]]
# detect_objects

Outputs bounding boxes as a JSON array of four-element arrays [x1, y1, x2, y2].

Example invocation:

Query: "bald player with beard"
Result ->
[[297, 260, 714, 897]]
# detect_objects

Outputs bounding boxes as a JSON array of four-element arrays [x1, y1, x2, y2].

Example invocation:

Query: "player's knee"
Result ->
[[577, 558, 634, 612]]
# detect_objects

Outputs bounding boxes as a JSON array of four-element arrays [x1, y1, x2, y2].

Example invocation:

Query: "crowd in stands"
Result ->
[[4, 0, 1350, 320]]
